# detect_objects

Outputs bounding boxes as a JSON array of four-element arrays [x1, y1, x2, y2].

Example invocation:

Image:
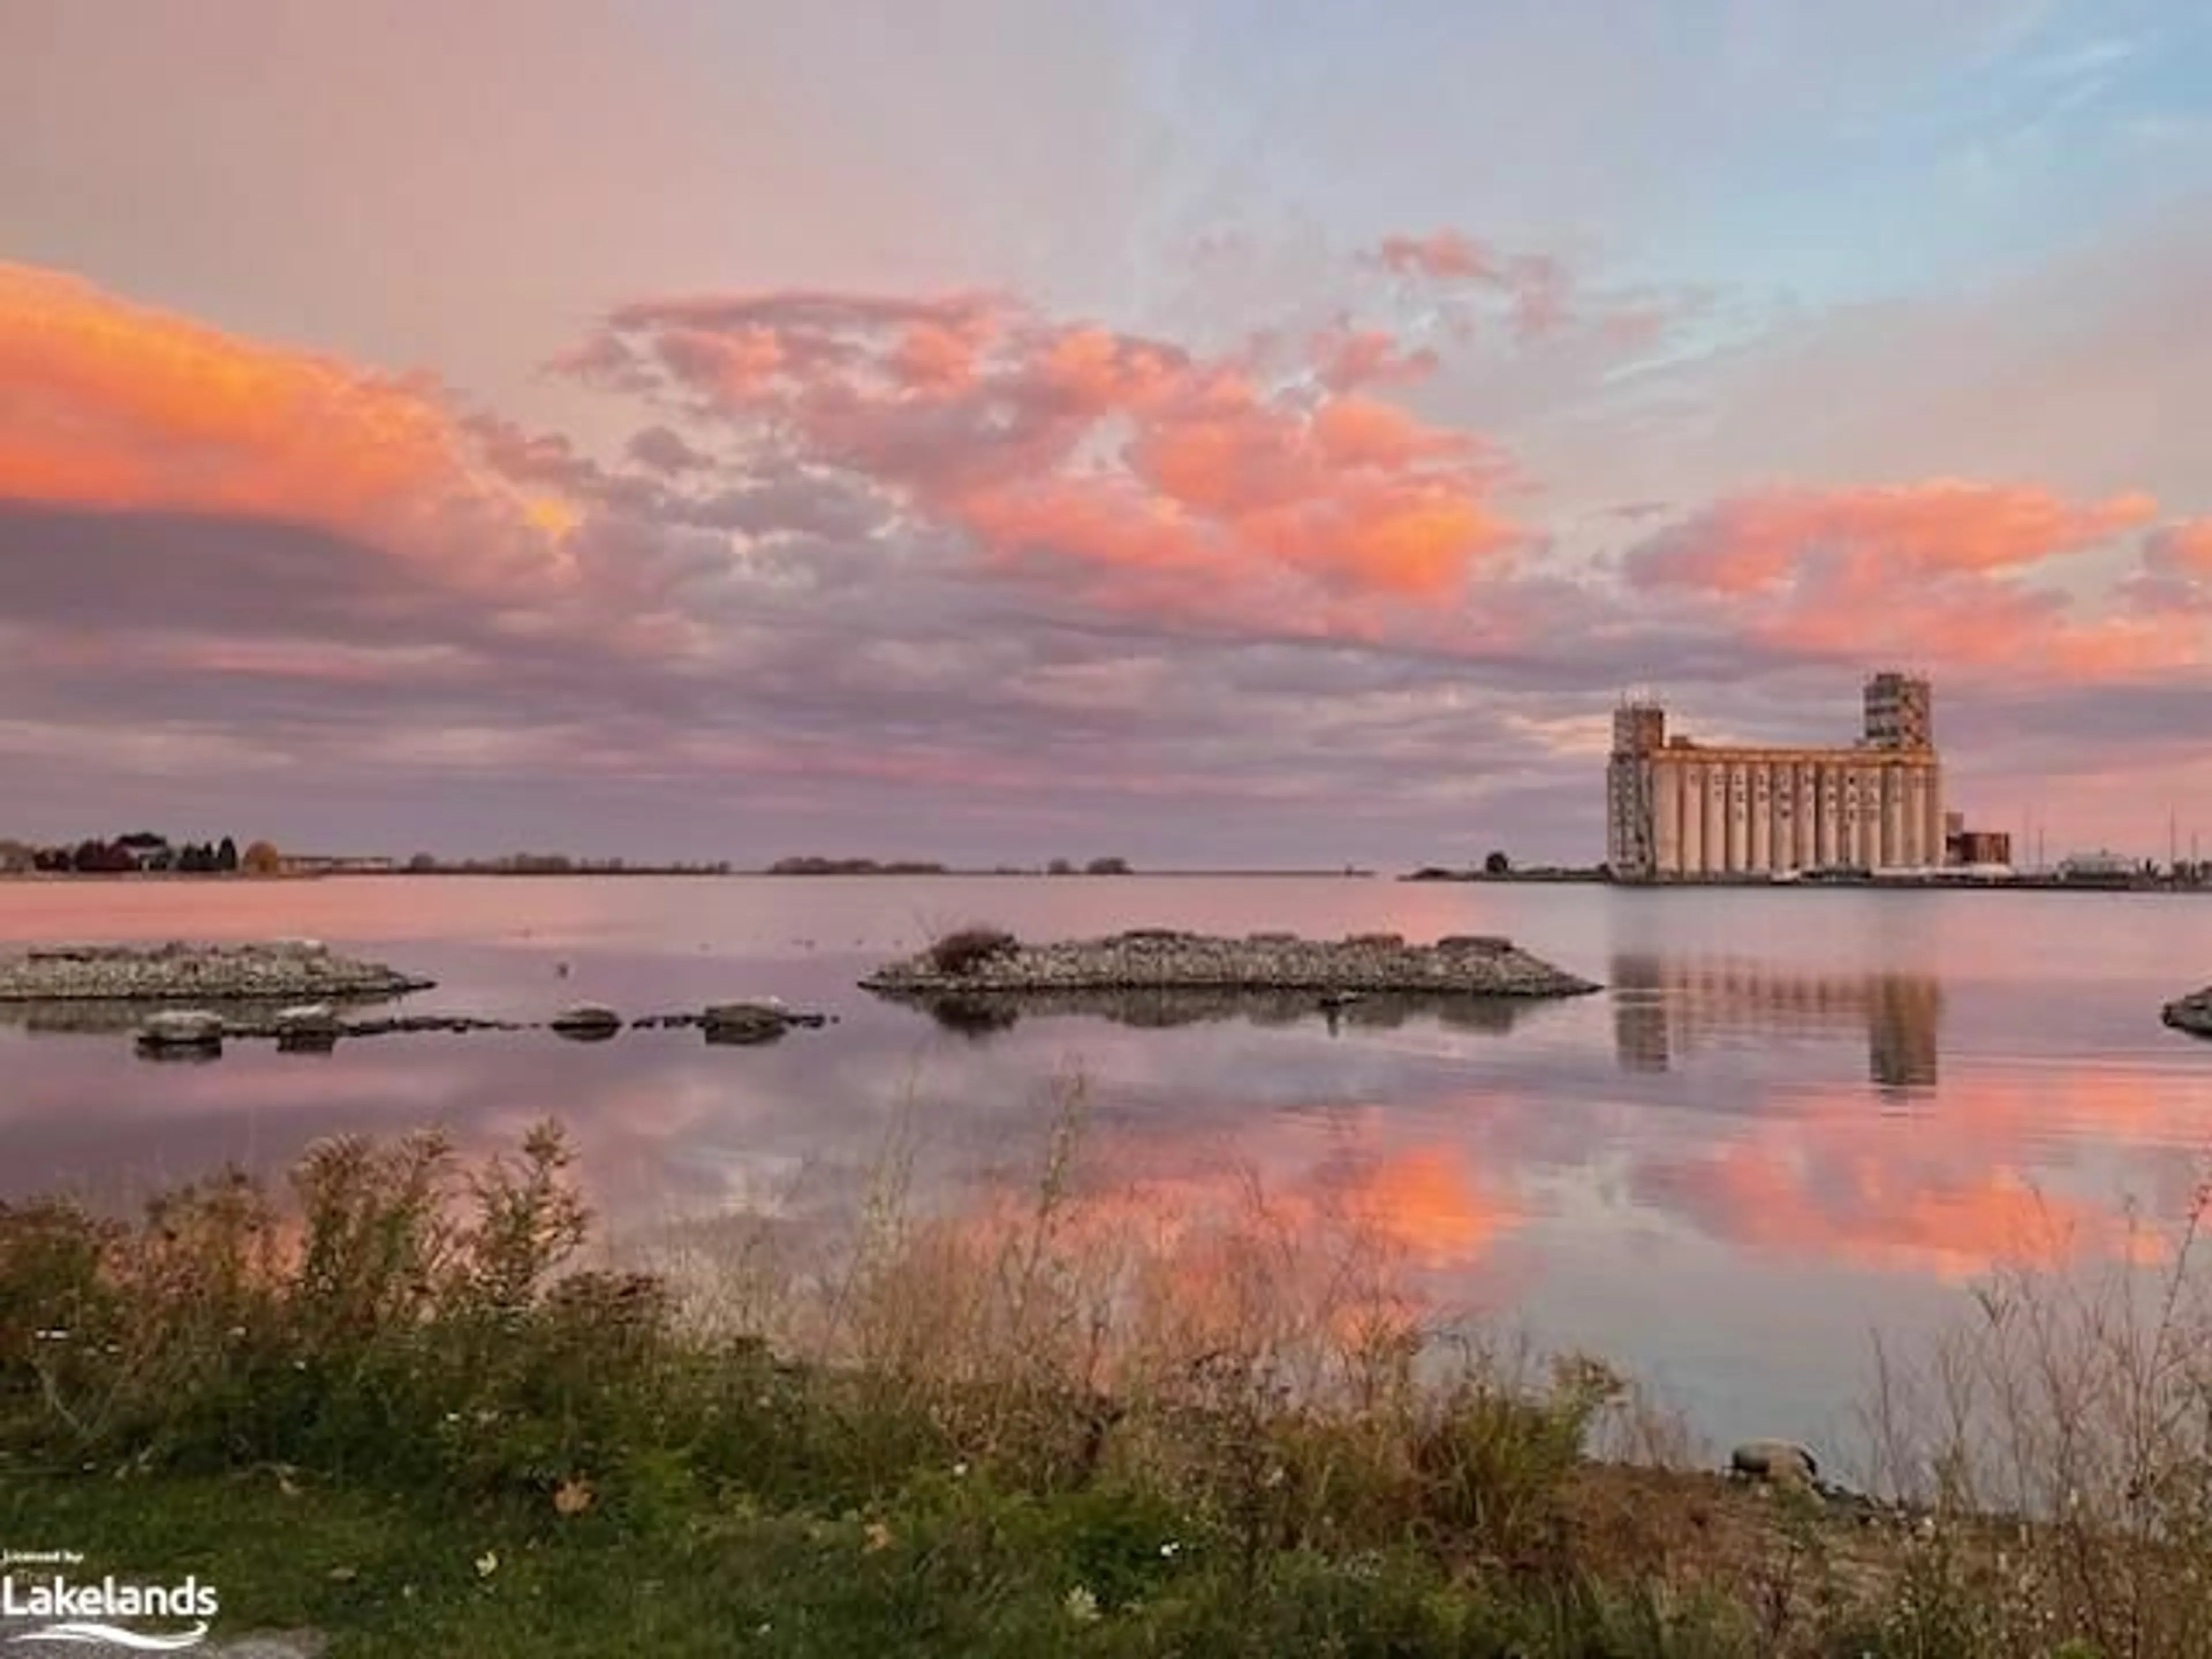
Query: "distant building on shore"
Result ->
[[1606, 672, 1944, 880], [1942, 812, 2012, 869]]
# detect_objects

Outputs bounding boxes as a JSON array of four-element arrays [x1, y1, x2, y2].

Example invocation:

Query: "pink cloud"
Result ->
[[1366, 232, 1580, 340], [2173, 521, 2212, 573], [572, 289, 1528, 620], [2146, 517, 2212, 581], [1622, 480, 2200, 677], [1374, 230, 1502, 282], [1631, 480, 2156, 593], [1308, 324, 1440, 392], [2114, 518, 2212, 639]]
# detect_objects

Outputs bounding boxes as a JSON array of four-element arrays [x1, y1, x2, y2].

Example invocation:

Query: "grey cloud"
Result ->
[[605, 290, 1001, 335], [0, 503, 463, 643], [675, 476, 892, 542], [626, 424, 714, 475]]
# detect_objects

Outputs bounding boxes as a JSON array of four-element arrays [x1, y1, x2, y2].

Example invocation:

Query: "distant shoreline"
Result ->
[[8, 866, 2202, 893], [1404, 869, 2212, 895], [0, 866, 1382, 882]]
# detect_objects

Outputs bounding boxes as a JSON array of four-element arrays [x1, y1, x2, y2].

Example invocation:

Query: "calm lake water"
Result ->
[[3, 876, 2208, 1456]]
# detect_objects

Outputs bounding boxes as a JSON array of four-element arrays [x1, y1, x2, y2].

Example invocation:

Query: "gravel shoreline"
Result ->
[[0, 941, 434, 1003], [861, 928, 1600, 998]]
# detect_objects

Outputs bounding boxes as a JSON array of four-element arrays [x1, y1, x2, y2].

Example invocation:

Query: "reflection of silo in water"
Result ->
[[1607, 955, 1942, 1089], [1868, 974, 1940, 1092], [1609, 954, 1672, 1071]]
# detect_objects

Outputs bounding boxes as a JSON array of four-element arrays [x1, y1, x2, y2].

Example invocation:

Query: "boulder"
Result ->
[[136, 1009, 224, 1053], [702, 999, 792, 1044], [274, 1002, 342, 1051], [1730, 1439, 1819, 1486], [550, 1002, 623, 1040]]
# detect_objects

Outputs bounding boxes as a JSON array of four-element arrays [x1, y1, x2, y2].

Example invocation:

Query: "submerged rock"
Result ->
[[861, 928, 1599, 999]]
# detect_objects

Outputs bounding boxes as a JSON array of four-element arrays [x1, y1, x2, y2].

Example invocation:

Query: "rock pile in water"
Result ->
[[0, 940, 434, 1002], [860, 927, 1600, 998], [131, 996, 828, 1058], [2162, 986, 2212, 1039]]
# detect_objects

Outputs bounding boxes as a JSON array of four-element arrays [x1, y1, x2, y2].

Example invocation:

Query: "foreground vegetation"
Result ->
[[2, 1108, 2207, 1657]]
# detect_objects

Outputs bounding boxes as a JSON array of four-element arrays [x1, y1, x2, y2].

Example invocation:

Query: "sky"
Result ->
[[2, 0, 2210, 867]]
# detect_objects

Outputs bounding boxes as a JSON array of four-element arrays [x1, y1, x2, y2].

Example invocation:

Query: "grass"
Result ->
[[0, 1471, 1748, 1658], [1, 1101, 2207, 1657], [1854, 1177, 2212, 1658]]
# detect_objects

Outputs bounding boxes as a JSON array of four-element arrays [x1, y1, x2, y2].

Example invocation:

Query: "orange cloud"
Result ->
[[0, 261, 566, 597], [2165, 520, 2212, 575], [889, 317, 991, 394]]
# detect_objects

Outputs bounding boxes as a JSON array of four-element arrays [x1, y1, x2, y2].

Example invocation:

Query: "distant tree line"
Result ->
[[400, 853, 732, 875], [768, 857, 949, 876], [6, 833, 279, 875], [1046, 857, 1133, 875]]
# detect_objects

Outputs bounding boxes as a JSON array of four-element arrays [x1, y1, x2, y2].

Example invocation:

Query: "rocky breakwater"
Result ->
[[134, 997, 831, 1059], [860, 926, 1600, 999], [0, 940, 434, 1003], [2162, 985, 2212, 1039]]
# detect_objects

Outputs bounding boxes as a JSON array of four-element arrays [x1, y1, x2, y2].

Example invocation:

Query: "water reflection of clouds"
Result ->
[[6, 919, 2210, 1450], [1641, 1066, 2211, 1277], [6, 965, 2200, 1288]]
